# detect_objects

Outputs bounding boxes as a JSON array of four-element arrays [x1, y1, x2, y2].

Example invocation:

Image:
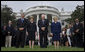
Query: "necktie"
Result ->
[[21, 19, 24, 23], [42, 20, 44, 24], [9, 25, 11, 27]]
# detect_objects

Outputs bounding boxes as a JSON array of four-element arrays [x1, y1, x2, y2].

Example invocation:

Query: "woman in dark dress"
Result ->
[[51, 16, 61, 49], [27, 16, 37, 48]]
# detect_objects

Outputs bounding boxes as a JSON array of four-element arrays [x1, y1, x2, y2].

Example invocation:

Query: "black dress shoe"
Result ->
[[21, 47, 24, 48], [44, 47, 47, 48], [16, 47, 19, 48]]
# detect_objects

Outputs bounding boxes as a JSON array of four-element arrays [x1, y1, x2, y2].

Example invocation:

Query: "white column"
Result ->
[[37, 14, 39, 33], [45, 14, 47, 19], [52, 15, 54, 22], [57, 17, 60, 22], [36, 14, 40, 46]]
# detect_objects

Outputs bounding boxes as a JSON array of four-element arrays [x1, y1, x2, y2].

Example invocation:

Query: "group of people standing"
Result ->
[[1, 13, 49, 48], [60, 19, 84, 48], [1, 13, 84, 49]]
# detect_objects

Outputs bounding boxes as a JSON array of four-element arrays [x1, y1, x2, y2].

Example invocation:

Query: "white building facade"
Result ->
[[15, 5, 72, 27]]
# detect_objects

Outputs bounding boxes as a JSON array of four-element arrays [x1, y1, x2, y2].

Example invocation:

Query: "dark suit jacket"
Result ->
[[73, 22, 83, 34], [17, 18, 27, 32], [38, 19, 49, 33], [6, 25, 14, 36], [2, 26, 7, 36], [27, 22, 37, 32]]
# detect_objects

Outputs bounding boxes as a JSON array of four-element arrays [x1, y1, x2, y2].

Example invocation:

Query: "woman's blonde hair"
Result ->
[[53, 16, 58, 20], [29, 16, 34, 20]]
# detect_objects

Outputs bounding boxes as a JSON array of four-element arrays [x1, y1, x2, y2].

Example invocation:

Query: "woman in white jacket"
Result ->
[[66, 25, 72, 47]]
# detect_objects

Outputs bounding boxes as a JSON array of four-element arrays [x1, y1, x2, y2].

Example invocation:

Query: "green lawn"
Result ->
[[1, 45, 84, 51]]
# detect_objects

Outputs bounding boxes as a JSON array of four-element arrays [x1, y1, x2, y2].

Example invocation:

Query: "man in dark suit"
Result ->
[[1, 25, 7, 47], [73, 19, 83, 47], [5, 20, 14, 47], [38, 14, 49, 48], [12, 26, 17, 47], [16, 13, 27, 48]]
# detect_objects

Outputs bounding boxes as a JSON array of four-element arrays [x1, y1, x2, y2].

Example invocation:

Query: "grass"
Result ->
[[1, 45, 84, 51]]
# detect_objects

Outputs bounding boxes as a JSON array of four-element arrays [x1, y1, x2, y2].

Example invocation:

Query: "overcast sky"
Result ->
[[1, 1, 84, 12]]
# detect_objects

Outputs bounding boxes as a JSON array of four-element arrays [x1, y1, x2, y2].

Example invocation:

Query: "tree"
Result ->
[[65, 5, 84, 23], [64, 18, 72, 24], [1, 5, 16, 26], [71, 5, 84, 22]]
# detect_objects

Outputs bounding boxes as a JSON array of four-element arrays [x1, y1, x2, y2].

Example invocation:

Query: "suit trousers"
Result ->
[[40, 31, 48, 48], [5, 36, 12, 47], [16, 31, 25, 48]]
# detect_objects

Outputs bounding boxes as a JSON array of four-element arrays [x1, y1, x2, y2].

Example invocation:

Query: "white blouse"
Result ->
[[66, 28, 71, 36]]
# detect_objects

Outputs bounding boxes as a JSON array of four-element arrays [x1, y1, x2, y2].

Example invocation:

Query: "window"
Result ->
[[62, 20, 64, 25]]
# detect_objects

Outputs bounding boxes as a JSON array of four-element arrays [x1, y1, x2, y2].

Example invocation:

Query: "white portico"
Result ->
[[15, 5, 72, 27], [24, 6, 60, 21]]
